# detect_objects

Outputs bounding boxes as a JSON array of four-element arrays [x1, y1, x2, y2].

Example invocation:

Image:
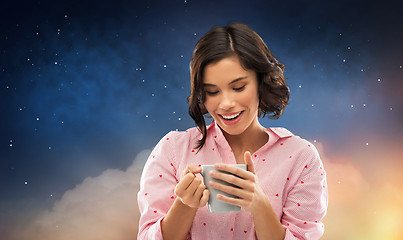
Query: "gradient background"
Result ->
[[1, 0, 402, 239]]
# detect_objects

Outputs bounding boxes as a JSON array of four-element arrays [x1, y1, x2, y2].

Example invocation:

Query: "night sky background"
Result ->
[[1, 0, 402, 239]]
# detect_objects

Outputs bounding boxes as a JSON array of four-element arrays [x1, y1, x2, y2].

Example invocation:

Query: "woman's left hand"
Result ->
[[208, 151, 270, 215]]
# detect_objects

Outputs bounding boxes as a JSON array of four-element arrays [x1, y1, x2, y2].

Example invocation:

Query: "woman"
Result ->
[[137, 22, 328, 240]]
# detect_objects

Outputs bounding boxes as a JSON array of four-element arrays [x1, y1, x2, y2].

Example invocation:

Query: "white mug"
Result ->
[[201, 164, 247, 213]]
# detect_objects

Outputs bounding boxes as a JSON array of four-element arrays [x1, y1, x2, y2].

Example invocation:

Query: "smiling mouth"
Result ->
[[219, 111, 243, 121]]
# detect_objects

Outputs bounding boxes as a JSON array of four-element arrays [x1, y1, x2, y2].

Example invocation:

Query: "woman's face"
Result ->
[[203, 55, 260, 136]]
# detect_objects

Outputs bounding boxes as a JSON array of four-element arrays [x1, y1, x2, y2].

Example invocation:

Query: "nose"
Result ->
[[218, 92, 236, 111]]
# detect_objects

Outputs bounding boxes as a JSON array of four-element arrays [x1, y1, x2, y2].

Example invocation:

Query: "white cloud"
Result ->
[[13, 149, 151, 240], [11, 140, 403, 240]]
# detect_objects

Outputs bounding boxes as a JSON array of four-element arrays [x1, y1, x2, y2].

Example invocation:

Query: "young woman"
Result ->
[[137, 22, 328, 240]]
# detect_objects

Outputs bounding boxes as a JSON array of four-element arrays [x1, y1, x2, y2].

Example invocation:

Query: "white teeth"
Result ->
[[221, 112, 241, 120]]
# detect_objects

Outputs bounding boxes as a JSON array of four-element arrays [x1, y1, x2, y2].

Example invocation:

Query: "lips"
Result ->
[[218, 111, 244, 126], [219, 111, 242, 120]]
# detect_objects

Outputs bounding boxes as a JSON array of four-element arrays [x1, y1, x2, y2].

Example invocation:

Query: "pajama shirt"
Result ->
[[138, 121, 328, 239]]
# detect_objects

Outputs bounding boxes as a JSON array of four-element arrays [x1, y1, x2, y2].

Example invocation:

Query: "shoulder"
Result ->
[[145, 126, 201, 171], [269, 127, 320, 158], [269, 128, 324, 185], [164, 126, 201, 142], [158, 126, 202, 152]]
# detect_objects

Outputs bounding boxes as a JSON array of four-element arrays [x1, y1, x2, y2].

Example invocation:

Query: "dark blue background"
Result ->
[[1, 0, 402, 234]]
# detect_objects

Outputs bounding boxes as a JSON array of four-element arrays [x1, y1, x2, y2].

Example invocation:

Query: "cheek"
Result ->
[[203, 97, 217, 113], [240, 89, 259, 108]]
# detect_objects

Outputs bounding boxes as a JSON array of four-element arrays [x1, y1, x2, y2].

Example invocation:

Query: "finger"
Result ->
[[193, 183, 206, 199], [182, 164, 203, 178], [186, 177, 202, 195], [209, 180, 253, 199], [182, 164, 196, 178], [216, 193, 246, 208], [213, 163, 252, 180], [209, 171, 251, 191], [175, 173, 196, 195], [189, 164, 202, 174], [244, 151, 256, 174], [199, 189, 210, 206]]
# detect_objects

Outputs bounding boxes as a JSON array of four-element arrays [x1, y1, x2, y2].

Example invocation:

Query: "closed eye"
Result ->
[[233, 85, 245, 91], [206, 90, 219, 95]]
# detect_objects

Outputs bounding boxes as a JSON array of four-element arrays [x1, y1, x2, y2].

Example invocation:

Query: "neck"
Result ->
[[222, 117, 268, 156]]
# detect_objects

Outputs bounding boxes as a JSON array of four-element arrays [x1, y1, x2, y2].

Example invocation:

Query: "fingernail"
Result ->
[[214, 163, 221, 168]]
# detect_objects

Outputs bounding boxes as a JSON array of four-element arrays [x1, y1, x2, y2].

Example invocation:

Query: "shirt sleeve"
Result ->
[[282, 144, 328, 240], [137, 131, 179, 240]]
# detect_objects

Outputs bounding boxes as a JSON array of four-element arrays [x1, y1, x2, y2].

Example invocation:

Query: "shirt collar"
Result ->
[[206, 121, 294, 158], [266, 127, 294, 138], [207, 120, 293, 143], [207, 120, 226, 144]]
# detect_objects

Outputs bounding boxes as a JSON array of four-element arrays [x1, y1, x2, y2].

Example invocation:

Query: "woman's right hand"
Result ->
[[174, 164, 210, 208]]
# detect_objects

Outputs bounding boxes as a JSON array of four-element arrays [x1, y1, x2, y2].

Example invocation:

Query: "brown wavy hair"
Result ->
[[187, 22, 290, 151]]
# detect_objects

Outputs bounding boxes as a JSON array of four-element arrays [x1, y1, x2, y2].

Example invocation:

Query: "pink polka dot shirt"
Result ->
[[137, 121, 328, 239]]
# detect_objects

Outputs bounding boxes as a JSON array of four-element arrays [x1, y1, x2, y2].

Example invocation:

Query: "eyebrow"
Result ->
[[203, 76, 248, 87]]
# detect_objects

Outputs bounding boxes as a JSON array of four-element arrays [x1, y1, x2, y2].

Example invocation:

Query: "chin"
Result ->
[[216, 121, 247, 136]]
